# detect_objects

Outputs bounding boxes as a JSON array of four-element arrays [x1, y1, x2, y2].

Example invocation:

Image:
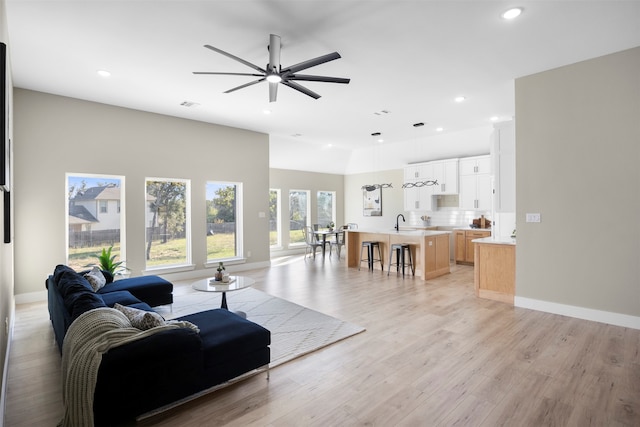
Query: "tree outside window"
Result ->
[[289, 190, 309, 245], [206, 182, 242, 261], [145, 178, 190, 268], [66, 174, 124, 271]]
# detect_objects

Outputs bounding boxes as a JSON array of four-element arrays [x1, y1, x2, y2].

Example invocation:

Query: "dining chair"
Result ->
[[330, 230, 345, 258], [303, 226, 323, 259]]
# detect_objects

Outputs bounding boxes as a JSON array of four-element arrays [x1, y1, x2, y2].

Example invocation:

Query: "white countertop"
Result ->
[[348, 228, 451, 237], [472, 236, 516, 245], [453, 227, 493, 232]]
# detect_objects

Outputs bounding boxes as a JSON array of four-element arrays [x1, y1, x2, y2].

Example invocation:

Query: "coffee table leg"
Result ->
[[221, 291, 228, 310]]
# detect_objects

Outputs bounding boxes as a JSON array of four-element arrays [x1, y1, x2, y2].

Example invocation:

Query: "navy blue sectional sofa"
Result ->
[[46, 265, 271, 425]]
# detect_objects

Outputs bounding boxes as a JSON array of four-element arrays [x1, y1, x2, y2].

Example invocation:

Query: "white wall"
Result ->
[[13, 89, 270, 296], [515, 47, 640, 323]]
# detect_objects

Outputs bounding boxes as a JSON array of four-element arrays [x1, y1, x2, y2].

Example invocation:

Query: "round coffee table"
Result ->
[[191, 275, 255, 317]]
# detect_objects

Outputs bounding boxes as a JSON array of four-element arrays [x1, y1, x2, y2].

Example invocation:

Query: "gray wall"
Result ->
[[515, 47, 640, 317], [13, 89, 270, 296]]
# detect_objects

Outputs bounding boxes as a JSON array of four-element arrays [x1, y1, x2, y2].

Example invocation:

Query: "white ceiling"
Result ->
[[5, 1, 640, 174]]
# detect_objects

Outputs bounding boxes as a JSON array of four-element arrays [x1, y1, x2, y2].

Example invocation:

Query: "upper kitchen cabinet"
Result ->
[[459, 155, 491, 175], [491, 121, 515, 213], [431, 159, 458, 195], [404, 163, 433, 181], [459, 155, 492, 211], [404, 162, 434, 211]]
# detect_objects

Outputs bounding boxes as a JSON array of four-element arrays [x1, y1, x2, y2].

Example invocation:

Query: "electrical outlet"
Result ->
[[526, 213, 541, 223], [247, 250, 252, 258], [5, 317, 9, 335]]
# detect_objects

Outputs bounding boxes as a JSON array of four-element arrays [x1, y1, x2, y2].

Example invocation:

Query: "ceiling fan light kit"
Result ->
[[194, 34, 350, 102]]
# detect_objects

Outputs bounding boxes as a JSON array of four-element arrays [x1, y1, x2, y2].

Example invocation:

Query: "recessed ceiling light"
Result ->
[[454, 96, 466, 103], [263, 109, 272, 115], [96, 70, 111, 78], [371, 132, 384, 143], [490, 116, 500, 121], [501, 7, 523, 20], [436, 127, 444, 132]]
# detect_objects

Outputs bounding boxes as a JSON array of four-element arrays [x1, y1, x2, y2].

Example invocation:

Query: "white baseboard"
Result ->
[[515, 296, 640, 330], [1, 304, 15, 427]]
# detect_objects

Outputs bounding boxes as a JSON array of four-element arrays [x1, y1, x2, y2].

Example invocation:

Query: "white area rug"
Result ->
[[162, 287, 366, 367]]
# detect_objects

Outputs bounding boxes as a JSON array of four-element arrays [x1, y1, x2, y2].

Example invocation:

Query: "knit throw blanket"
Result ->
[[58, 307, 188, 427]]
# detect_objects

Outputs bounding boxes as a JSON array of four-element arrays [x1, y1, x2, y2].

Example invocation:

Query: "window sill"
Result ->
[[204, 258, 246, 269], [142, 264, 196, 275]]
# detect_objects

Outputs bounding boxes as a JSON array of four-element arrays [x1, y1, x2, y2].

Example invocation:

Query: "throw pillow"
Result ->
[[113, 303, 165, 330], [84, 266, 107, 292]]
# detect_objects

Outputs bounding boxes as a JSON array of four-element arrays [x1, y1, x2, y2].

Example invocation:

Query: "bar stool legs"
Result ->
[[387, 243, 415, 277], [359, 241, 383, 271]]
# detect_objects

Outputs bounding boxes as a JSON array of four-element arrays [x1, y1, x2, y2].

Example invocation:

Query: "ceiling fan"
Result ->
[[193, 34, 350, 102]]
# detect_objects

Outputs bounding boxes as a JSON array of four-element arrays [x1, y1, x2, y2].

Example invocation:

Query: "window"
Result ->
[[206, 181, 243, 261], [145, 178, 190, 269], [66, 174, 124, 271], [269, 189, 281, 247], [289, 190, 309, 245], [317, 191, 336, 228]]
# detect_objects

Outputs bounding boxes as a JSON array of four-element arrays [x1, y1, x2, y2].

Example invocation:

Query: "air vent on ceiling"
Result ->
[[180, 101, 199, 107]]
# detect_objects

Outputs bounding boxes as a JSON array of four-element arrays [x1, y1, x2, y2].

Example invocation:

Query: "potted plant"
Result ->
[[327, 221, 335, 231], [96, 245, 124, 276], [214, 262, 225, 281]]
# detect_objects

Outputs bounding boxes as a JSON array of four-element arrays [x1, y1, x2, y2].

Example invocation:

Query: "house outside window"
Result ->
[[269, 189, 281, 248], [317, 191, 336, 228], [206, 181, 243, 262], [289, 189, 309, 245], [145, 178, 190, 269], [66, 174, 124, 271]]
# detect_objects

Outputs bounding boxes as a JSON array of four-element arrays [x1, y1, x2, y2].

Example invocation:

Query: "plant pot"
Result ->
[[214, 271, 224, 281]]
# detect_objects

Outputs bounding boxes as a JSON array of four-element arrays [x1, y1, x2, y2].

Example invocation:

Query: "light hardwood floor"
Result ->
[[5, 256, 640, 426]]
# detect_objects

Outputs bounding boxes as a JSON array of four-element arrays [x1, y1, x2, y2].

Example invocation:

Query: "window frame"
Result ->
[[205, 180, 244, 265], [288, 189, 310, 247], [144, 177, 191, 271], [65, 173, 125, 271]]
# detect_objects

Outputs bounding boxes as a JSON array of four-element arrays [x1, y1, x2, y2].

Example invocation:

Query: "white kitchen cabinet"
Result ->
[[404, 163, 433, 181], [459, 155, 491, 175], [491, 121, 515, 213], [404, 182, 433, 211], [459, 155, 492, 211], [432, 159, 458, 195]]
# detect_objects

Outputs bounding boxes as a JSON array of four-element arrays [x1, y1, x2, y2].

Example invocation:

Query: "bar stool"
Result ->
[[359, 241, 383, 271], [387, 243, 415, 277]]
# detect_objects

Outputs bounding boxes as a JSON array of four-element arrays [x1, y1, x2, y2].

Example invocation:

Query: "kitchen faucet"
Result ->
[[395, 214, 405, 231]]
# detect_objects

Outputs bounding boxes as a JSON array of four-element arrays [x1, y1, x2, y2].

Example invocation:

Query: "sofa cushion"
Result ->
[[53, 265, 106, 321], [99, 291, 142, 308], [98, 275, 173, 307], [177, 309, 271, 367], [114, 303, 165, 330]]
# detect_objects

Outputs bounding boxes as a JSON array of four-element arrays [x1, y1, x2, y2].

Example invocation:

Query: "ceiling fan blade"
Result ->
[[268, 34, 281, 72], [286, 74, 350, 84], [224, 78, 266, 94], [282, 81, 321, 99], [204, 44, 266, 74], [283, 52, 341, 74], [193, 72, 264, 77], [269, 81, 278, 103]]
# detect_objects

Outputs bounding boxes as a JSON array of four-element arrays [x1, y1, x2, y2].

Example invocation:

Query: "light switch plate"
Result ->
[[526, 213, 541, 223]]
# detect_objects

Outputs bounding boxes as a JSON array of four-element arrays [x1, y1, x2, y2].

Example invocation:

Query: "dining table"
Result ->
[[313, 229, 343, 259]]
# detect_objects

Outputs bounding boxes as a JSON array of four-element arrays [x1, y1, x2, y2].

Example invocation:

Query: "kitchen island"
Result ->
[[473, 236, 516, 304], [345, 229, 451, 280]]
